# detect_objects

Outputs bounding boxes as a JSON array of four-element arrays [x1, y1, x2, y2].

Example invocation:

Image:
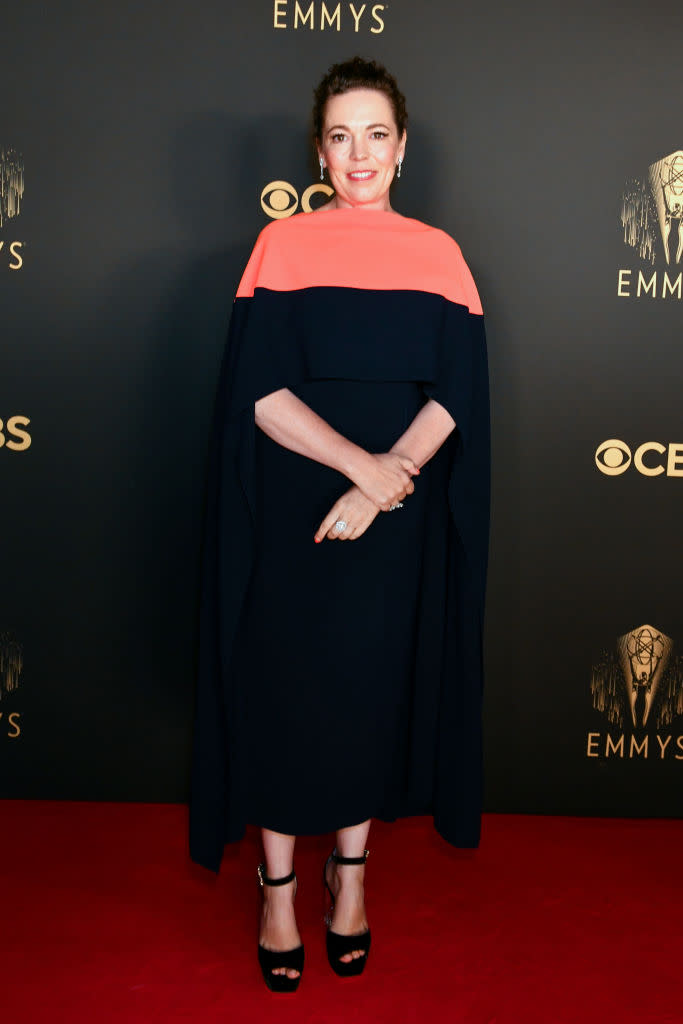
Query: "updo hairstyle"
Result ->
[[312, 57, 408, 143]]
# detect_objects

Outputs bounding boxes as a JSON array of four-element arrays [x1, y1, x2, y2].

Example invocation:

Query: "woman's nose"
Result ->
[[350, 136, 368, 160]]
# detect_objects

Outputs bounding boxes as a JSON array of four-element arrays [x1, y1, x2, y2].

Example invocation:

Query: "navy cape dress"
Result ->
[[190, 207, 490, 872]]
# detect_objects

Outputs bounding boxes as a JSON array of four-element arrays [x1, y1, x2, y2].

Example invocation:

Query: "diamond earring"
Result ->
[[320, 156, 325, 181], [397, 156, 403, 179]]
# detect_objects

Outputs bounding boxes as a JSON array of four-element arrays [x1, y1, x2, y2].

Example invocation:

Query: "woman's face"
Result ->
[[318, 88, 406, 211]]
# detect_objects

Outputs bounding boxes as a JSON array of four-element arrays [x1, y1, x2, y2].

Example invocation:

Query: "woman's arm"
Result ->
[[255, 388, 366, 479], [313, 399, 456, 544], [388, 398, 456, 467], [314, 399, 455, 544], [254, 388, 419, 510]]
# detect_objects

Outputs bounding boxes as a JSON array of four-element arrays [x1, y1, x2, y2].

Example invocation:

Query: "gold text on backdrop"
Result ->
[[272, 1, 386, 32], [0, 417, 32, 452], [595, 439, 683, 477], [0, 714, 21, 738], [0, 241, 24, 270], [616, 269, 681, 298], [586, 733, 683, 759]]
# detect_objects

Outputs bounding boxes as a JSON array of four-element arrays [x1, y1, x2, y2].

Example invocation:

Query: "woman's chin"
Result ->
[[332, 190, 391, 211]]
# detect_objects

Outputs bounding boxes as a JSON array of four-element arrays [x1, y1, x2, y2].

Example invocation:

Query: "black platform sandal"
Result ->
[[323, 847, 371, 976], [257, 863, 305, 992]]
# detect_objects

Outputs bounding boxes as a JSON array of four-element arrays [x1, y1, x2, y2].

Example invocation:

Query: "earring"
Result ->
[[397, 156, 403, 179], [319, 156, 325, 181]]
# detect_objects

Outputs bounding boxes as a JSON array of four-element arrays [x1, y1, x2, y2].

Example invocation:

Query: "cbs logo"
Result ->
[[595, 439, 683, 477], [261, 180, 334, 219], [0, 416, 31, 452]]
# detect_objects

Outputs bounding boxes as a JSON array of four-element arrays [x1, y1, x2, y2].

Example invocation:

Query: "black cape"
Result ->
[[190, 209, 490, 872]]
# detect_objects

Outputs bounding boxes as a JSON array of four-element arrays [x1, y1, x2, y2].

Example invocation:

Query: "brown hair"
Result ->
[[312, 57, 408, 143]]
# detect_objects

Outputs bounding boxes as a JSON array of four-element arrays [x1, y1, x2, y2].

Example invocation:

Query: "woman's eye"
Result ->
[[371, 131, 388, 139], [331, 133, 346, 143]]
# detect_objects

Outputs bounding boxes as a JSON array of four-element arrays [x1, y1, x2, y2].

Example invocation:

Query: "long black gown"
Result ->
[[190, 208, 490, 872]]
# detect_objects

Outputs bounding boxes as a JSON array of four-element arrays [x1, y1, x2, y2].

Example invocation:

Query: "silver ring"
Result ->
[[389, 502, 404, 511], [334, 520, 348, 533]]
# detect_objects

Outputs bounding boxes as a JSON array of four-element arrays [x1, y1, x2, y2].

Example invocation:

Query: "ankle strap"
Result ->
[[257, 862, 296, 887], [331, 847, 369, 866]]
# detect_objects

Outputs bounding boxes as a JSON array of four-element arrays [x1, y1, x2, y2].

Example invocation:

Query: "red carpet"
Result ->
[[0, 802, 679, 1024]]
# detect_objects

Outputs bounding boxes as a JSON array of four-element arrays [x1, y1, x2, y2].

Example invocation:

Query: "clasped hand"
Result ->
[[314, 452, 419, 543]]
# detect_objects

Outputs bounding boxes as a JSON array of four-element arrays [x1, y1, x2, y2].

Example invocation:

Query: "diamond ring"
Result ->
[[334, 520, 348, 533], [389, 502, 404, 511]]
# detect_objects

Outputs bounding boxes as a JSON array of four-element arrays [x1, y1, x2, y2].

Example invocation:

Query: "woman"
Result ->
[[190, 57, 490, 992]]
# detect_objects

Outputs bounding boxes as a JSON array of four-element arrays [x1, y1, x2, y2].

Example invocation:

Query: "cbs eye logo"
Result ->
[[595, 439, 683, 477], [260, 180, 334, 219], [0, 416, 31, 452], [595, 439, 632, 475]]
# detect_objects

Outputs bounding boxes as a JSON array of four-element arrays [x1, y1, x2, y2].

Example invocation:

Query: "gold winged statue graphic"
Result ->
[[0, 632, 23, 699], [648, 150, 683, 265], [591, 625, 683, 729]]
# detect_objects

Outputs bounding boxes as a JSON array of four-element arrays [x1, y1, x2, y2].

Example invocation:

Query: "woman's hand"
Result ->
[[349, 452, 419, 511], [315, 485, 382, 542]]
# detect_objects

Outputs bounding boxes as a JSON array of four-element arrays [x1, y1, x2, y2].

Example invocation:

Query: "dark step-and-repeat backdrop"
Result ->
[[1, 1, 681, 821]]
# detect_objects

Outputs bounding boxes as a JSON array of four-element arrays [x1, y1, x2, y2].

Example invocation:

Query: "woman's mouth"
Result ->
[[347, 170, 377, 181]]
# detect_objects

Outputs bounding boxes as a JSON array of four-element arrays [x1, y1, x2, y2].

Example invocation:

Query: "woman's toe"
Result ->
[[339, 949, 364, 963]]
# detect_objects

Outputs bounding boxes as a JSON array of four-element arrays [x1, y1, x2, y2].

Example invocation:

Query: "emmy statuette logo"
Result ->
[[0, 631, 22, 739], [0, 147, 25, 271], [618, 149, 683, 299], [587, 625, 683, 760]]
